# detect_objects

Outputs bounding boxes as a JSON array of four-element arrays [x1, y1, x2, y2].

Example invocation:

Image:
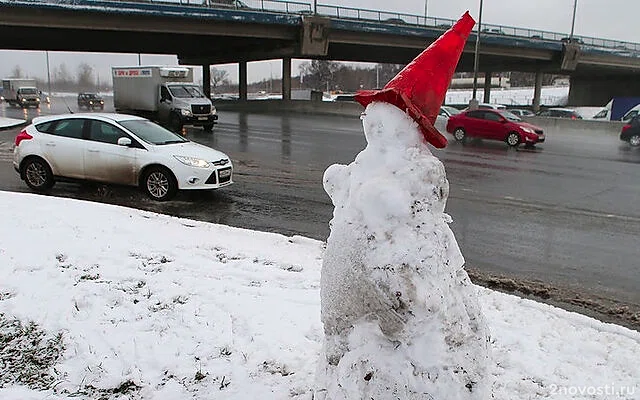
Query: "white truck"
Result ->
[[112, 66, 217, 132], [2, 78, 41, 108]]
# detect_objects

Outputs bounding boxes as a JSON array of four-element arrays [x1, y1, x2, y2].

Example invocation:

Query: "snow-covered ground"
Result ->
[[0, 191, 638, 399], [0, 117, 26, 129]]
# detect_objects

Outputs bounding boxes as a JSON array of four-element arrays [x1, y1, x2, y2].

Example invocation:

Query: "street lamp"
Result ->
[[471, 0, 484, 106], [45, 51, 52, 96], [569, 0, 578, 40], [423, 0, 428, 22]]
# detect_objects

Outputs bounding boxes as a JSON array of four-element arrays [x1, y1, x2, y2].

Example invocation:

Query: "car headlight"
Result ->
[[210, 106, 217, 115], [173, 155, 210, 168], [521, 127, 535, 134], [21, 98, 26, 102], [181, 109, 192, 117]]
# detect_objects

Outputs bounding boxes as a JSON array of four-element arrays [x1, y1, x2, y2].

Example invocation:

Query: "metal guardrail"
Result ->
[[315, 3, 640, 55], [4, 0, 639, 55]]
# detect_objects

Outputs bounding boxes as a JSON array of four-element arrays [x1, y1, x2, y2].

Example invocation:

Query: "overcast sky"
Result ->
[[0, 0, 637, 87]]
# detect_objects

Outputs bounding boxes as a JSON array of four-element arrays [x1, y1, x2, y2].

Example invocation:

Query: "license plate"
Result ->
[[219, 169, 231, 178], [198, 117, 208, 121]]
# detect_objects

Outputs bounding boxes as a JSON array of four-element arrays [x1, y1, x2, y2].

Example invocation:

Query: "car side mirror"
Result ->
[[117, 137, 132, 147]]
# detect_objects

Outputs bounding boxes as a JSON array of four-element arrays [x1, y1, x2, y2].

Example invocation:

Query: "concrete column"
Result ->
[[202, 64, 211, 99], [533, 71, 543, 112], [483, 71, 492, 103], [239, 61, 248, 101], [282, 57, 292, 101]]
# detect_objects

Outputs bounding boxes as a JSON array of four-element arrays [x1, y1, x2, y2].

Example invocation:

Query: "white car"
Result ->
[[13, 113, 233, 201]]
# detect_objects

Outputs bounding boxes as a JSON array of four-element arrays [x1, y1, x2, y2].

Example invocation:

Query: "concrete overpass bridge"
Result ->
[[1, 0, 639, 106]]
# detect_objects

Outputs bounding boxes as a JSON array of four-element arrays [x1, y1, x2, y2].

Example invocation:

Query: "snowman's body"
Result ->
[[318, 102, 491, 399]]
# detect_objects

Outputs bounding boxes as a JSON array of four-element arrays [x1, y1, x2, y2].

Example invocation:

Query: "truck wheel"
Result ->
[[203, 124, 214, 132], [169, 114, 183, 133], [142, 166, 177, 201]]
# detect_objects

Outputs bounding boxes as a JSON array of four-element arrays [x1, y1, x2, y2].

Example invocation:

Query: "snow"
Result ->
[[318, 102, 490, 399], [444, 86, 569, 107], [0, 117, 26, 129], [0, 191, 639, 399]]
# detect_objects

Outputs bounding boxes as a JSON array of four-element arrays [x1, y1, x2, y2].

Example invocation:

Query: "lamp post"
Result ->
[[569, 0, 578, 40], [471, 0, 484, 106], [45, 51, 52, 98], [423, 0, 428, 22]]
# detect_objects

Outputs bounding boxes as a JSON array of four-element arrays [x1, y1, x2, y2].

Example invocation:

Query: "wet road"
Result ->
[[2, 98, 640, 326]]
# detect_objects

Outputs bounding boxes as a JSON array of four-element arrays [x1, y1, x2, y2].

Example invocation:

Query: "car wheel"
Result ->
[[203, 124, 214, 132], [629, 134, 640, 147], [506, 132, 520, 147], [453, 128, 466, 142], [169, 113, 183, 133], [22, 157, 55, 191], [142, 166, 177, 201]]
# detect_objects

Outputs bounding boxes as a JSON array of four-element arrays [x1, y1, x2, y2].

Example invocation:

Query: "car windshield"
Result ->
[[19, 88, 38, 95], [84, 94, 100, 99], [498, 110, 522, 122], [169, 85, 205, 99], [119, 120, 188, 145]]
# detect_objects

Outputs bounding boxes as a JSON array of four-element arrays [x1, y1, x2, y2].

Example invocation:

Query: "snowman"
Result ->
[[317, 12, 492, 400]]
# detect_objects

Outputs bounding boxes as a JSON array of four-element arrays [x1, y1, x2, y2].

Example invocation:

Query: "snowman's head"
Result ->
[[360, 102, 426, 152]]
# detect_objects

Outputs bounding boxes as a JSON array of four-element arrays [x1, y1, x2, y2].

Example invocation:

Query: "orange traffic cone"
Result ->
[[355, 11, 475, 148]]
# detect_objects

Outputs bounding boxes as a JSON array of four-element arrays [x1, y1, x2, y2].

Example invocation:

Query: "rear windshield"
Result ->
[[119, 120, 188, 145]]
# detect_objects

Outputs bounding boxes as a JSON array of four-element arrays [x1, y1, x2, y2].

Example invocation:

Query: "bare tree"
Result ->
[[299, 60, 340, 91], [10, 65, 23, 78], [77, 63, 94, 90], [210, 67, 230, 90]]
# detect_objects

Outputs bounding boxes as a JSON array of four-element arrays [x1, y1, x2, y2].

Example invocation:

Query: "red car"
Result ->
[[446, 109, 545, 147]]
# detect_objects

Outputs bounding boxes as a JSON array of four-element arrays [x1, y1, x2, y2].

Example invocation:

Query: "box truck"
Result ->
[[112, 66, 217, 132], [2, 78, 40, 108]]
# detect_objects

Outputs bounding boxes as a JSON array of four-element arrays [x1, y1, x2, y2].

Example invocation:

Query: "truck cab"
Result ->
[[158, 83, 217, 132]]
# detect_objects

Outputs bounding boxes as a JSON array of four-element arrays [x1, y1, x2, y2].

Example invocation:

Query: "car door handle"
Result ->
[[45, 142, 56, 147], [87, 149, 100, 153]]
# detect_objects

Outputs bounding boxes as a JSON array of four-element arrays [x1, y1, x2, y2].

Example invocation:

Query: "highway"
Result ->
[[1, 97, 639, 329]]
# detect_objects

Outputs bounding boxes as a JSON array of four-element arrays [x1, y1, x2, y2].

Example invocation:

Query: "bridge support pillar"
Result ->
[[282, 57, 291, 101], [202, 64, 211, 99], [568, 74, 640, 106], [533, 71, 543, 112], [239, 61, 248, 101], [483, 72, 492, 103]]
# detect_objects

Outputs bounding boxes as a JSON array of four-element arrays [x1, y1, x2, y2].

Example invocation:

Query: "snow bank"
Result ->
[[0, 191, 638, 399]]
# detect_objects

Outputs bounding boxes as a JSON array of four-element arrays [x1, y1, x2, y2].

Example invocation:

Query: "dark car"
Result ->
[[536, 108, 582, 120], [77, 93, 104, 110], [620, 116, 640, 147], [446, 109, 545, 147]]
